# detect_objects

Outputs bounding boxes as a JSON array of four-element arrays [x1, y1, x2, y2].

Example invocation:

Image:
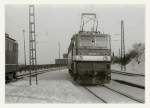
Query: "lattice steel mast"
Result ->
[[29, 5, 38, 85]]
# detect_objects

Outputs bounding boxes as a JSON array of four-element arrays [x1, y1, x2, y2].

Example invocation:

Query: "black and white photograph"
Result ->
[[4, 3, 145, 104]]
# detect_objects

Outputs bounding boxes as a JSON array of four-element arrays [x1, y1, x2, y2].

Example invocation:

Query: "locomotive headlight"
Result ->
[[78, 55, 83, 60], [103, 56, 108, 61]]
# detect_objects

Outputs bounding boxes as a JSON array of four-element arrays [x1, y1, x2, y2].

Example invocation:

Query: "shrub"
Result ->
[[112, 43, 144, 65]]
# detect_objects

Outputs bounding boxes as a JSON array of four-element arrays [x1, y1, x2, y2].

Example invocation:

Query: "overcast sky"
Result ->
[[5, 4, 145, 64]]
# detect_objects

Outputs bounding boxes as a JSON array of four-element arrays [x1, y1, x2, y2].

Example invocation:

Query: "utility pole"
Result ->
[[29, 5, 38, 85], [119, 48, 120, 58], [22, 29, 27, 72], [121, 20, 126, 71], [58, 42, 60, 59], [58, 42, 61, 71]]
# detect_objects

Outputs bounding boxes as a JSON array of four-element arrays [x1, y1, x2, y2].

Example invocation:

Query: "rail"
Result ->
[[17, 64, 67, 72], [111, 70, 144, 77], [84, 85, 144, 103], [103, 85, 144, 103], [83, 87, 107, 103], [17, 67, 66, 79]]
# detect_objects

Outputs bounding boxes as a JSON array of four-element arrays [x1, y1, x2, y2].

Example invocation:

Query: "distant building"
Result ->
[[55, 59, 68, 65], [55, 53, 68, 65]]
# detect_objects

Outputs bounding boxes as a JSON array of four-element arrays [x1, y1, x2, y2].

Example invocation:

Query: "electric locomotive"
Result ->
[[5, 33, 18, 82], [67, 13, 111, 84]]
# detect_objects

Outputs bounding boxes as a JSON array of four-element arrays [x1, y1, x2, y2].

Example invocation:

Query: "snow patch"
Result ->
[[6, 69, 100, 103], [112, 44, 145, 75]]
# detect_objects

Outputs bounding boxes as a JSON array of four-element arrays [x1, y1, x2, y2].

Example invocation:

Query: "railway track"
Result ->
[[6, 69, 50, 83], [103, 85, 144, 103], [6, 67, 65, 83], [83, 85, 144, 103], [17, 67, 66, 79], [17, 69, 49, 79], [83, 87, 107, 103], [113, 79, 144, 89], [111, 70, 144, 77], [111, 70, 145, 89]]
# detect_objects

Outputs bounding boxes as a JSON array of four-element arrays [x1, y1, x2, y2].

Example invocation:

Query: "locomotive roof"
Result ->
[[71, 31, 110, 40], [5, 33, 17, 42]]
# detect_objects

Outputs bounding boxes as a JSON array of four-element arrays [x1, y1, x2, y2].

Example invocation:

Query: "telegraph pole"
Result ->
[[29, 5, 38, 85], [22, 29, 27, 72], [121, 21, 122, 71], [121, 20, 126, 71], [123, 21, 126, 71], [58, 42, 60, 59], [119, 48, 120, 58], [58, 42, 61, 68]]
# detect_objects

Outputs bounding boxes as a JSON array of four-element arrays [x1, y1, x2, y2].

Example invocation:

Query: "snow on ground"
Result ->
[[111, 73, 144, 87], [88, 86, 138, 103], [6, 69, 101, 103], [112, 48, 145, 75], [105, 81, 144, 101], [126, 52, 145, 75], [111, 61, 144, 75], [111, 48, 145, 87], [6, 68, 145, 103]]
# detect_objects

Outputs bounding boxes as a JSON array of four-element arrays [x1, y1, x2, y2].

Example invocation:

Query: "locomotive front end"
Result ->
[[74, 32, 111, 84]]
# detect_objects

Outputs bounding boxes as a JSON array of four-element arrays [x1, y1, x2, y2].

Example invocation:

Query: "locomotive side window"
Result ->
[[8, 41, 13, 51], [13, 44, 16, 51], [6, 39, 8, 51]]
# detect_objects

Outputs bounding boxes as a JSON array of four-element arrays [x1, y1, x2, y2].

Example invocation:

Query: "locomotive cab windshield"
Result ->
[[74, 32, 111, 62], [78, 34, 110, 49]]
